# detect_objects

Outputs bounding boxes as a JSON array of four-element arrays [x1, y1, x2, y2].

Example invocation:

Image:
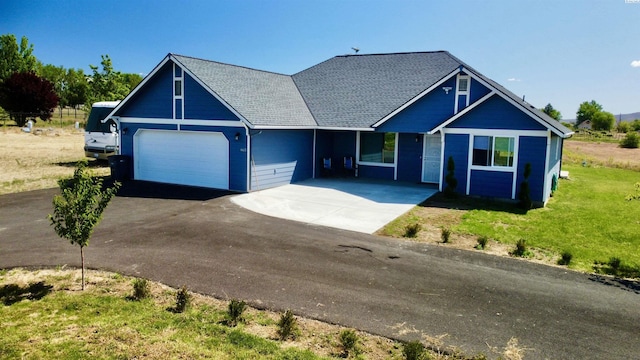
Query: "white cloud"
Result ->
[[631, 60, 640, 68], [507, 78, 521, 82]]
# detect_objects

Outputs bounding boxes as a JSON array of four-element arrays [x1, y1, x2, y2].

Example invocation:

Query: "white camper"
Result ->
[[84, 101, 120, 160]]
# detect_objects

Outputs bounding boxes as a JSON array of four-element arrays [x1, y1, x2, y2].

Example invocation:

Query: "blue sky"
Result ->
[[2, 0, 639, 119]]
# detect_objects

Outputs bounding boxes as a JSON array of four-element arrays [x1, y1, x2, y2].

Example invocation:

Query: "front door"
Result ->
[[421, 134, 442, 183]]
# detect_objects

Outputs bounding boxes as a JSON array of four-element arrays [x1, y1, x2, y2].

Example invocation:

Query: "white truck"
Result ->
[[84, 101, 120, 160]]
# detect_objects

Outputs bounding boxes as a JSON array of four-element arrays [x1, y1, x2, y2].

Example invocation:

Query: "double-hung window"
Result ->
[[472, 136, 514, 167], [359, 132, 396, 164]]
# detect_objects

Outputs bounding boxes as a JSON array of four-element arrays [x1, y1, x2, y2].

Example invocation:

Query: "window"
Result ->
[[472, 136, 514, 167], [174, 79, 182, 97], [458, 77, 469, 92], [359, 132, 395, 164]]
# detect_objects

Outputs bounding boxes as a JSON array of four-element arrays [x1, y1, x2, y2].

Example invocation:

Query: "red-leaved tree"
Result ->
[[0, 71, 59, 127]]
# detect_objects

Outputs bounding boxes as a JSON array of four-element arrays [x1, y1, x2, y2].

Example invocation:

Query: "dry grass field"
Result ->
[[0, 126, 109, 195]]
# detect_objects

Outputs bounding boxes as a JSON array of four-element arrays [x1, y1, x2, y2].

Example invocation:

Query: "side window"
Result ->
[[472, 136, 515, 167], [359, 132, 396, 164], [472, 136, 492, 166]]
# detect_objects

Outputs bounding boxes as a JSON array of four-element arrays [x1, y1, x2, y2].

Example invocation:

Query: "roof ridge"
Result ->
[[334, 50, 449, 58], [170, 53, 291, 77]]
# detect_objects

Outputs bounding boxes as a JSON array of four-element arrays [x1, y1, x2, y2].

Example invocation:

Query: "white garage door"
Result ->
[[134, 130, 229, 189]]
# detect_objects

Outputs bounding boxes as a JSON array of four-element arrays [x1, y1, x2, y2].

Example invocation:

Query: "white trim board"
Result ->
[[119, 117, 244, 128]]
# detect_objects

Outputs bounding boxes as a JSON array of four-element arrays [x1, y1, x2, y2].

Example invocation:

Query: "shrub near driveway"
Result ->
[[456, 164, 640, 274]]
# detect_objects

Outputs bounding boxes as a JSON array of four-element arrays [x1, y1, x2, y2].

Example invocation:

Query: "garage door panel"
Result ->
[[134, 129, 229, 189]]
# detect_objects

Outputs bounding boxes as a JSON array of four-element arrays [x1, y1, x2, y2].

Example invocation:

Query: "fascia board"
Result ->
[[429, 91, 496, 134], [104, 54, 173, 121]]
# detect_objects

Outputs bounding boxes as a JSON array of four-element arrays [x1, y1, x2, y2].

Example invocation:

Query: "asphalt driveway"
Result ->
[[1, 183, 639, 359]]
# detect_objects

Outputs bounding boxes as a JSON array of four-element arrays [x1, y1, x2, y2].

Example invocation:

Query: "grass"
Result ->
[[454, 164, 640, 274], [0, 269, 354, 359], [0, 268, 520, 360]]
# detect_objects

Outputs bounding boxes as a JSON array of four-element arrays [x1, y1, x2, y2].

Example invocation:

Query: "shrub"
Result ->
[[403, 340, 426, 360], [475, 236, 489, 250], [620, 131, 639, 149], [444, 156, 457, 198], [174, 286, 191, 313], [277, 310, 299, 340], [339, 329, 359, 357], [608, 257, 622, 271], [617, 122, 630, 133], [131, 278, 150, 301], [558, 251, 573, 266], [441, 228, 451, 243], [226, 299, 246, 327], [404, 223, 422, 238], [510, 239, 530, 257]]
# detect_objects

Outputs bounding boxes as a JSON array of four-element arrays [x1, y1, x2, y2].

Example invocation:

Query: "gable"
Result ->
[[377, 77, 457, 133], [377, 75, 494, 133], [116, 62, 173, 118], [447, 95, 547, 131]]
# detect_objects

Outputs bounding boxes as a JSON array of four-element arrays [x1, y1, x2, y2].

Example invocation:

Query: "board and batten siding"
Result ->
[[397, 133, 423, 183], [448, 95, 548, 131], [516, 136, 547, 203], [250, 130, 314, 190], [183, 74, 239, 121], [441, 133, 469, 194], [376, 77, 457, 134], [469, 170, 513, 199], [117, 63, 173, 119]]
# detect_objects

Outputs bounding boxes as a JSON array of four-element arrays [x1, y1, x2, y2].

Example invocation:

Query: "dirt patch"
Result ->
[[563, 140, 640, 170], [0, 127, 109, 195]]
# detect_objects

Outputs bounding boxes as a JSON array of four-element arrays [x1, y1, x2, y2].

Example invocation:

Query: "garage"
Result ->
[[134, 129, 229, 189]]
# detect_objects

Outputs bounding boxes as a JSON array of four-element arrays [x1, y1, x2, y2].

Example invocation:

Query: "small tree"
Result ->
[[49, 161, 120, 290], [591, 111, 615, 131], [444, 156, 457, 198]]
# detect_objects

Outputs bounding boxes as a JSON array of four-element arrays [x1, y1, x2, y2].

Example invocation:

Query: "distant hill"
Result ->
[[564, 112, 640, 124]]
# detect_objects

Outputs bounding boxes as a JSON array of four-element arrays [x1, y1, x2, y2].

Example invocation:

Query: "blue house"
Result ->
[[107, 51, 572, 206]]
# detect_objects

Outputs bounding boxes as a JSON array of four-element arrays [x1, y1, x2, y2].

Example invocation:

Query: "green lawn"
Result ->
[[454, 164, 640, 275]]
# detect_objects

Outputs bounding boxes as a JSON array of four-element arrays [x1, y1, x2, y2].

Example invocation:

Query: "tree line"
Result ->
[[0, 33, 142, 127]]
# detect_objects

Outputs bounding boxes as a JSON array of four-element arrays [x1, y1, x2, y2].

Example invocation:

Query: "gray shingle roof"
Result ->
[[171, 52, 572, 136], [292, 52, 462, 128], [172, 54, 316, 127]]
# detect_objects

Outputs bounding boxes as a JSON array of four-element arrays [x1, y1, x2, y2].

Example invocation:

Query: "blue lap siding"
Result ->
[[250, 130, 314, 190]]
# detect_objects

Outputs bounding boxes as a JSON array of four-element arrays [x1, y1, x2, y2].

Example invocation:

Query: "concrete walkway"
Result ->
[[231, 178, 438, 233]]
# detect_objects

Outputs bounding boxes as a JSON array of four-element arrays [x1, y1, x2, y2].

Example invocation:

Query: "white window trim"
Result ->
[[454, 74, 471, 114], [356, 132, 398, 178], [464, 131, 520, 198], [173, 63, 184, 122], [470, 135, 516, 169]]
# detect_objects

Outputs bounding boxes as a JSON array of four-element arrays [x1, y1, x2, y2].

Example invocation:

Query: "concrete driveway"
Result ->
[[232, 178, 438, 233]]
